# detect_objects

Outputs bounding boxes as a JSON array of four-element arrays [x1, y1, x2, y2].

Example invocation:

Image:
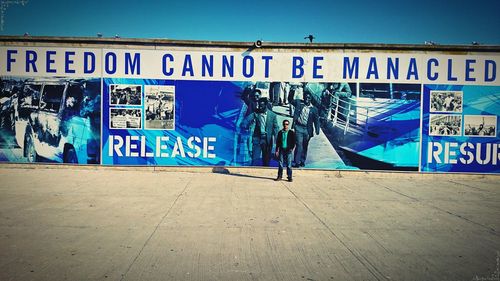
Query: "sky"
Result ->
[[1, 0, 500, 45]]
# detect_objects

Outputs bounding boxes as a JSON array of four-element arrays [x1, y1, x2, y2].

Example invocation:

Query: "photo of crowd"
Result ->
[[238, 81, 359, 168], [110, 109, 142, 129], [144, 85, 175, 130], [464, 115, 497, 137], [429, 114, 462, 136], [430, 91, 462, 113], [109, 84, 142, 106]]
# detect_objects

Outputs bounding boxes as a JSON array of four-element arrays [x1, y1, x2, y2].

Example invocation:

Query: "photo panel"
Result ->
[[463, 115, 497, 137], [429, 91, 463, 113], [429, 114, 462, 136], [109, 84, 143, 106], [110, 108, 142, 129], [144, 85, 175, 130], [0, 76, 101, 164]]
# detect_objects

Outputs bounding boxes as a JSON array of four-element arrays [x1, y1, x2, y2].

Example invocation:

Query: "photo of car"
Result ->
[[0, 79, 22, 132], [6, 78, 102, 164]]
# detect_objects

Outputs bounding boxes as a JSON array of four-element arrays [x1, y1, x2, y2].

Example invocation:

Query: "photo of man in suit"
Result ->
[[241, 97, 279, 166], [245, 89, 261, 117], [289, 90, 320, 167]]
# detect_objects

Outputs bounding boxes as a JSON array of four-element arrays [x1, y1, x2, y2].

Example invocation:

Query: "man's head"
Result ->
[[303, 91, 312, 105], [257, 97, 268, 113], [282, 119, 290, 131], [252, 90, 261, 102]]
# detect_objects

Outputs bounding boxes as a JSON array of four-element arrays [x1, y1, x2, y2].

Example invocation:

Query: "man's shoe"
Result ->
[[299, 162, 305, 167], [274, 177, 282, 181], [292, 163, 300, 168], [288, 177, 293, 182]]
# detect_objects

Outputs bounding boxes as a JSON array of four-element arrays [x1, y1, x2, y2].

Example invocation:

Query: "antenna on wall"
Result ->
[[0, 0, 28, 31]]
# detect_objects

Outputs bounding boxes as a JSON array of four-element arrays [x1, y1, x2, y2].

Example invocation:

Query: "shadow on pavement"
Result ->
[[212, 166, 274, 181]]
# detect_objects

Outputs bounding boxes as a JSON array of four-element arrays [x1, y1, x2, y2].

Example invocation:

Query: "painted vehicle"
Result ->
[[0, 96, 15, 131], [16, 78, 101, 163], [0, 80, 22, 132]]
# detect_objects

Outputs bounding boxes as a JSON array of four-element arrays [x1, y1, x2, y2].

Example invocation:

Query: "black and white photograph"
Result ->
[[430, 91, 463, 113], [109, 84, 143, 106], [464, 115, 497, 137], [110, 108, 142, 129], [429, 114, 462, 136], [0, 76, 102, 164], [144, 85, 175, 130]]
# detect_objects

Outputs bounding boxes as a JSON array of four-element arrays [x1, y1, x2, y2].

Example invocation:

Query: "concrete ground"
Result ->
[[0, 165, 499, 281]]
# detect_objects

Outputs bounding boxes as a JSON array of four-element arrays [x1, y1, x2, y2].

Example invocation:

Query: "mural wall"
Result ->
[[0, 45, 498, 173]]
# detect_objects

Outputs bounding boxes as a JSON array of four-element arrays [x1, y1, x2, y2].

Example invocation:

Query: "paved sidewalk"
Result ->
[[0, 165, 499, 281]]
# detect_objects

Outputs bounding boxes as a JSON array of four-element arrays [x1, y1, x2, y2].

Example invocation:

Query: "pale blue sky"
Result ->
[[1, 0, 499, 44]]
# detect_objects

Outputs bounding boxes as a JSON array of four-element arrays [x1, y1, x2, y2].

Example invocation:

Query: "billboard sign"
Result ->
[[0, 43, 498, 173]]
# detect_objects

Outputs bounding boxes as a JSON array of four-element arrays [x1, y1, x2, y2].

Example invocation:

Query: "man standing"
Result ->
[[242, 97, 279, 166], [319, 83, 335, 124], [243, 89, 261, 117], [239, 86, 261, 164], [444, 93, 454, 111], [275, 119, 295, 182], [331, 82, 352, 122], [287, 82, 305, 116], [289, 90, 320, 167], [270, 82, 287, 105]]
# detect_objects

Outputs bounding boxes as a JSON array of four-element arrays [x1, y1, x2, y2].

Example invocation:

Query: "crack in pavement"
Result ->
[[366, 179, 499, 237], [280, 181, 388, 281], [447, 180, 490, 192], [119, 178, 193, 281]]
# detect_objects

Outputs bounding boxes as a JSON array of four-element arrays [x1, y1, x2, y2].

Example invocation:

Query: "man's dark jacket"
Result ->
[[276, 129, 296, 154]]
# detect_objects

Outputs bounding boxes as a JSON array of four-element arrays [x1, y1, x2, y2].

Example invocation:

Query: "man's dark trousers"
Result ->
[[278, 151, 293, 179], [294, 124, 310, 166]]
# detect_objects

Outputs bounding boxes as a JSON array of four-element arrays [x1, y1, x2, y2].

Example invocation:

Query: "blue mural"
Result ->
[[101, 80, 422, 171], [0, 76, 101, 164], [421, 85, 500, 173], [3, 75, 497, 173], [102, 79, 243, 166]]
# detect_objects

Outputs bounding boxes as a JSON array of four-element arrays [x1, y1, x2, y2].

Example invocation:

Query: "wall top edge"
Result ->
[[1, 35, 499, 52]]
